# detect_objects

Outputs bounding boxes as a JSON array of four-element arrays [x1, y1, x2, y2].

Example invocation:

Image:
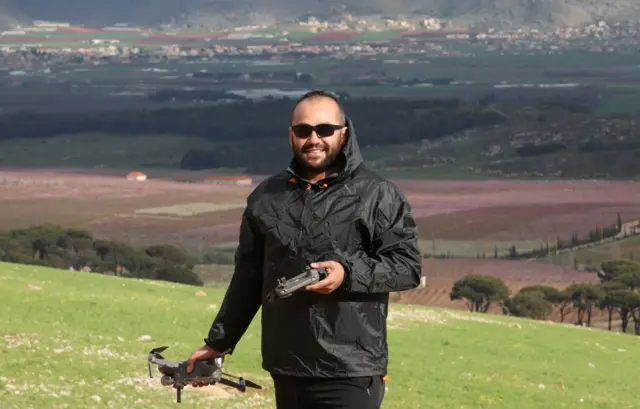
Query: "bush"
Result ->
[[504, 291, 553, 320]]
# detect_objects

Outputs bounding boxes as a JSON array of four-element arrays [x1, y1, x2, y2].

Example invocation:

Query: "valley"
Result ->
[[1, 5, 640, 408]]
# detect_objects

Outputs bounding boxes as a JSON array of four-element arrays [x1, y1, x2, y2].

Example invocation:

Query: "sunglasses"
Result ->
[[290, 123, 346, 138]]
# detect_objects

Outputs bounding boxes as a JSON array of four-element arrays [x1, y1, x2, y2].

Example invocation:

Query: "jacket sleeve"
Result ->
[[204, 209, 264, 354], [339, 182, 422, 293]]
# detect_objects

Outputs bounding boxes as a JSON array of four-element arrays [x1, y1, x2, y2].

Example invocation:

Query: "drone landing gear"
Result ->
[[174, 385, 183, 403]]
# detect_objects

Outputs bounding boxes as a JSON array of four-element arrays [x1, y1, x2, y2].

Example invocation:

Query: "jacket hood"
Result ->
[[287, 115, 364, 184], [340, 116, 364, 176]]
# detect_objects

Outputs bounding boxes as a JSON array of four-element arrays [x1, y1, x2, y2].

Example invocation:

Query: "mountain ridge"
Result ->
[[1, 1, 638, 30]]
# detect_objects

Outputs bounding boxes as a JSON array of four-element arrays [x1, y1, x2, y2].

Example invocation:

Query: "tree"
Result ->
[[594, 258, 640, 334], [571, 232, 579, 246], [518, 285, 574, 322], [565, 283, 604, 326], [520, 285, 573, 322], [615, 290, 640, 333], [599, 259, 640, 282], [450, 275, 510, 313], [145, 244, 193, 267], [597, 282, 630, 331], [504, 290, 553, 320], [0, 223, 204, 287], [519, 285, 560, 300], [617, 212, 623, 232], [612, 269, 640, 334], [553, 290, 574, 323]]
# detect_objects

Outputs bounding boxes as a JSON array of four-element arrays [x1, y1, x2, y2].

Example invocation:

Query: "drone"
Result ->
[[147, 346, 262, 403]]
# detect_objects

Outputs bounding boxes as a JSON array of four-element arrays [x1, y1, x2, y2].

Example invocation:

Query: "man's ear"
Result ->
[[341, 128, 348, 146], [288, 129, 294, 148]]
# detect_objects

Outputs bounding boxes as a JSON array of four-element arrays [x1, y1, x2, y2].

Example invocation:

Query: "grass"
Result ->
[[1, 261, 639, 409], [419, 239, 544, 258]]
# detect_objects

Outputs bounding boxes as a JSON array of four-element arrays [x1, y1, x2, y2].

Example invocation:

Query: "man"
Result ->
[[186, 89, 422, 409]]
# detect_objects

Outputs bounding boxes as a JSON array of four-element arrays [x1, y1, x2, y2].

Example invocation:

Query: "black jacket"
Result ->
[[205, 116, 422, 378]]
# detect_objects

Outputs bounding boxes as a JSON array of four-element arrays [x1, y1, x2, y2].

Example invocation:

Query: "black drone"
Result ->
[[147, 346, 262, 403]]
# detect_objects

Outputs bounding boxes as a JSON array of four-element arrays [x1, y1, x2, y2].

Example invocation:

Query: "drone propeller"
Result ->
[[148, 346, 170, 378], [222, 372, 262, 390], [149, 346, 169, 359], [216, 377, 247, 392]]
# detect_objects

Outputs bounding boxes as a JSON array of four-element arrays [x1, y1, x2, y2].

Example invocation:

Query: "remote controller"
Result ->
[[266, 267, 328, 302]]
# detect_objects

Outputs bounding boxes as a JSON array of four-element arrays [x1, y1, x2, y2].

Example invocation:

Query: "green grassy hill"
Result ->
[[0, 261, 637, 409]]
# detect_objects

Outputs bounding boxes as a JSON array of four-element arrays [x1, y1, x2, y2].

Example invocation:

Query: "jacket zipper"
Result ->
[[295, 183, 313, 254]]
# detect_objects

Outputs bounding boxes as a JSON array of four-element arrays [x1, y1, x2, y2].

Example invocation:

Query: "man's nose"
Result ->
[[307, 131, 321, 142]]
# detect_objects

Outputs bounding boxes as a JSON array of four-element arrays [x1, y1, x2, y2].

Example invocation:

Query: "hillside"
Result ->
[[550, 235, 640, 268], [3, 0, 639, 29], [0, 261, 638, 409], [372, 106, 640, 179]]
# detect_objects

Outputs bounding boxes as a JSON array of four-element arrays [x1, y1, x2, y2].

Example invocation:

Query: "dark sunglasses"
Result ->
[[290, 123, 346, 138]]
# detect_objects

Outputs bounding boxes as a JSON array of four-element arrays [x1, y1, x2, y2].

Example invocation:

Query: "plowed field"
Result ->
[[1, 170, 639, 254]]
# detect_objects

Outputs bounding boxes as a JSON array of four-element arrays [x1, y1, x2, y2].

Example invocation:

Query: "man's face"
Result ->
[[289, 97, 346, 175]]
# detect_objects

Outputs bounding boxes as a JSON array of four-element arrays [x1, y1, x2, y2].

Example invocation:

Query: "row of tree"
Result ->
[[0, 97, 506, 173], [0, 224, 203, 286], [449, 259, 640, 335], [468, 213, 625, 260]]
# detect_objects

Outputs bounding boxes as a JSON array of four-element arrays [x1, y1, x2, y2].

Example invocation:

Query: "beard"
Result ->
[[293, 142, 341, 175]]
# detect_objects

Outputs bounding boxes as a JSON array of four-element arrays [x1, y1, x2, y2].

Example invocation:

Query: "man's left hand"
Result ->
[[305, 261, 344, 294]]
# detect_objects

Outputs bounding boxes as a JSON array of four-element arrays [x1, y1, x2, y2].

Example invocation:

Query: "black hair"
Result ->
[[291, 89, 346, 125]]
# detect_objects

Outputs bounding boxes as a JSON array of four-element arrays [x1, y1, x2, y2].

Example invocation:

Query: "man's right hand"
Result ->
[[186, 344, 221, 387]]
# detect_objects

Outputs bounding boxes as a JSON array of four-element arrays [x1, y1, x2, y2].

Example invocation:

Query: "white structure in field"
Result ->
[[126, 171, 147, 181]]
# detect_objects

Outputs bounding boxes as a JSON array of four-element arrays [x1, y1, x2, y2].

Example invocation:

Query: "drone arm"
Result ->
[[205, 211, 263, 353]]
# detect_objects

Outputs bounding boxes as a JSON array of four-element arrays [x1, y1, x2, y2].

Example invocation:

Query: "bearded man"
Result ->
[[186, 89, 423, 409]]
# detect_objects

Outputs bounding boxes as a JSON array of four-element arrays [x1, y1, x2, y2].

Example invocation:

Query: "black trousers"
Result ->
[[271, 374, 386, 409]]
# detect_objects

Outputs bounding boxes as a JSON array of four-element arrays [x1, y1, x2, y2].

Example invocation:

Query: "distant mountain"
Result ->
[[0, 0, 25, 29], [1, 0, 639, 30]]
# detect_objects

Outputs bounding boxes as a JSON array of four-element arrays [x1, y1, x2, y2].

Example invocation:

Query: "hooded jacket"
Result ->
[[205, 116, 422, 378]]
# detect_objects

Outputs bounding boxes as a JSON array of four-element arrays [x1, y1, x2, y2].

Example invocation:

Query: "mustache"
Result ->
[[302, 144, 326, 152]]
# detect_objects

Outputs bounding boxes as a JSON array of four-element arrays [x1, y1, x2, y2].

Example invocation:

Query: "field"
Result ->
[[5, 48, 640, 115], [396, 179, 640, 248], [0, 169, 252, 252], [1, 168, 632, 326], [1, 261, 638, 409], [1, 170, 638, 257]]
